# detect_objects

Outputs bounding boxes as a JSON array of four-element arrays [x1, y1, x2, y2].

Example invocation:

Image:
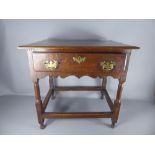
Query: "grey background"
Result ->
[[0, 19, 155, 134]]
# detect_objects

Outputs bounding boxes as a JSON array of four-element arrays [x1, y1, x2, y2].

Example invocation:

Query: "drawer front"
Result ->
[[32, 52, 126, 75]]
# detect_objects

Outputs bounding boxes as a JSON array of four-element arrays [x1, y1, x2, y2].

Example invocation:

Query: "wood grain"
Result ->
[[19, 39, 140, 129]]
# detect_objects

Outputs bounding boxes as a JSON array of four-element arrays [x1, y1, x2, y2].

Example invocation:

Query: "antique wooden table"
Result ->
[[19, 39, 139, 129]]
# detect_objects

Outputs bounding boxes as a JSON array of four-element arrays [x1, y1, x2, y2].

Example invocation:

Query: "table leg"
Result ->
[[34, 80, 45, 129], [111, 78, 125, 128], [101, 77, 107, 99], [49, 76, 55, 99]]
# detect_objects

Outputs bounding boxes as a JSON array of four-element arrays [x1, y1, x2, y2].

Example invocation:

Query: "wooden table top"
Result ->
[[18, 39, 140, 50]]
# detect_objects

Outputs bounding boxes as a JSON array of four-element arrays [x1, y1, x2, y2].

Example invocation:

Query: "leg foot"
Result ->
[[100, 94, 104, 100], [100, 90, 104, 99], [51, 92, 56, 100], [111, 117, 116, 128], [111, 122, 115, 128], [51, 89, 56, 100], [40, 123, 46, 129], [51, 96, 56, 100]]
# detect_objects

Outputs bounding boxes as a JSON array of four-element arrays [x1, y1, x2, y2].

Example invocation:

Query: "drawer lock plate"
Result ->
[[73, 56, 86, 64]]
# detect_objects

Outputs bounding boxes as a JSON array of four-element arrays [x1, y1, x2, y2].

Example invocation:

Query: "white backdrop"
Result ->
[[0, 19, 154, 100]]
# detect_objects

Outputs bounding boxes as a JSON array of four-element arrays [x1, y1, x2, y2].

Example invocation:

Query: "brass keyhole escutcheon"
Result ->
[[73, 56, 86, 64], [44, 60, 59, 70], [100, 61, 116, 71]]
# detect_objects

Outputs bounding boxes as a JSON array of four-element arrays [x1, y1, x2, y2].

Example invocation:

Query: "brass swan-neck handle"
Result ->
[[100, 61, 116, 71], [44, 60, 59, 70]]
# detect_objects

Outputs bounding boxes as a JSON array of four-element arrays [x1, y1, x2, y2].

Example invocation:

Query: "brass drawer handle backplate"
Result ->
[[73, 56, 86, 64], [44, 60, 59, 70], [100, 61, 116, 71]]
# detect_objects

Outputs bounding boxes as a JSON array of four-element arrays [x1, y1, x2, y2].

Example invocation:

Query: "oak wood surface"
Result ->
[[32, 53, 126, 73], [42, 112, 112, 119], [19, 39, 139, 51], [54, 86, 103, 91], [19, 39, 139, 129]]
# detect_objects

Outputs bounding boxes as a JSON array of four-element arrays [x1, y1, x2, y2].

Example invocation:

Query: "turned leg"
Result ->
[[101, 77, 107, 99], [49, 76, 55, 99], [111, 78, 125, 128], [34, 80, 45, 129]]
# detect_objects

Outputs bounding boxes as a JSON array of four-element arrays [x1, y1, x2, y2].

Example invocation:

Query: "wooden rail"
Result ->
[[42, 112, 112, 119], [55, 86, 102, 91]]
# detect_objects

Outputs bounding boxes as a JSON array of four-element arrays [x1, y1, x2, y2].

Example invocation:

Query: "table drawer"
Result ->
[[32, 52, 126, 74]]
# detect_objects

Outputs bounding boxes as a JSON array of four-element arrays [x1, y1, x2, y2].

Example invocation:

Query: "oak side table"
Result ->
[[18, 39, 139, 129]]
